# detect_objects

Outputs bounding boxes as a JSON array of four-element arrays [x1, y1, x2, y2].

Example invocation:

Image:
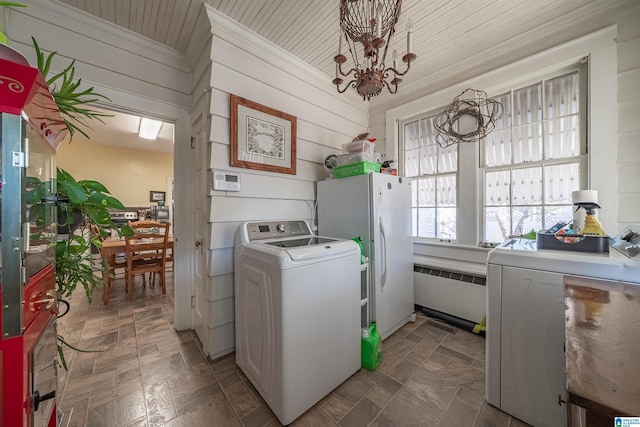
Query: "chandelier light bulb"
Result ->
[[376, 3, 382, 38], [406, 18, 413, 53]]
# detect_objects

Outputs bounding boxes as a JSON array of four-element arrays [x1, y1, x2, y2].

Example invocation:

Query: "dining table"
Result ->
[[100, 235, 174, 304]]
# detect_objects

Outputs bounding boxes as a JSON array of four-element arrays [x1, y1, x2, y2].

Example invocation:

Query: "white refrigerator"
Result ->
[[317, 173, 414, 339]]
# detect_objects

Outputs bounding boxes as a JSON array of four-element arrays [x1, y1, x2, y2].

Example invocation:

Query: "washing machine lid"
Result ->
[[263, 236, 336, 248], [235, 220, 360, 267], [239, 236, 359, 265]]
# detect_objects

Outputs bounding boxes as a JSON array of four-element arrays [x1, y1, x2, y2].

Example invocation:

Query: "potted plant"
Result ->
[[27, 168, 133, 297], [32, 37, 113, 141], [26, 167, 135, 369], [4, 3, 134, 367]]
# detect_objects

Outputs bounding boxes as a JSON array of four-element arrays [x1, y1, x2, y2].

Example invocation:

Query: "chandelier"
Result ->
[[333, 0, 416, 101]]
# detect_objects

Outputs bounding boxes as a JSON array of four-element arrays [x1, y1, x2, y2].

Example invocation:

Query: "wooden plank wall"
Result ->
[[616, 5, 640, 229], [194, 7, 368, 359]]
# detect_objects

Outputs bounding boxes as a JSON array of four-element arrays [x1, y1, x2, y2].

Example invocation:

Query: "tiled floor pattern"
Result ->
[[57, 275, 529, 426]]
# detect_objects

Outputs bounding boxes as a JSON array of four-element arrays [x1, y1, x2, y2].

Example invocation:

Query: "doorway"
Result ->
[[55, 105, 178, 300]]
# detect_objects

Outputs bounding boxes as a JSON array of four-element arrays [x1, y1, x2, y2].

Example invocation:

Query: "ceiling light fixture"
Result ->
[[333, 0, 416, 101], [138, 117, 163, 140]]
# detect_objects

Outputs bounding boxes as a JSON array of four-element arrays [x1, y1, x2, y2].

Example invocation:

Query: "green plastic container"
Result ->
[[361, 323, 382, 370], [334, 161, 381, 178], [352, 236, 366, 264]]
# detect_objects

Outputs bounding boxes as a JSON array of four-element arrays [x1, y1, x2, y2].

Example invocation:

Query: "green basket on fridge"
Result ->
[[333, 161, 381, 178]]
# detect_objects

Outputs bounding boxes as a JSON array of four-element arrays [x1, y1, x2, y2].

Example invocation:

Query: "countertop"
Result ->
[[564, 275, 640, 417]]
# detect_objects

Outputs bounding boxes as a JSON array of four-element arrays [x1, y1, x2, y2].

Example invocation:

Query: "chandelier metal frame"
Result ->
[[333, 0, 416, 101]]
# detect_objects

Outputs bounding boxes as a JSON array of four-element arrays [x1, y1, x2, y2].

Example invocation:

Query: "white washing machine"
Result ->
[[486, 238, 640, 427], [234, 220, 361, 425]]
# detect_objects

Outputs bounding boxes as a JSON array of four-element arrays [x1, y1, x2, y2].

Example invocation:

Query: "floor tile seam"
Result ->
[[138, 345, 180, 425], [133, 311, 160, 427], [237, 402, 275, 427], [386, 357, 460, 426], [360, 384, 398, 427], [203, 350, 231, 378], [470, 401, 483, 427], [58, 295, 97, 402], [365, 375, 415, 426], [62, 387, 92, 427], [318, 392, 355, 424], [431, 354, 486, 420], [440, 384, 477, 425], [133, 321, 175, 342], [353, 369, 417, 426], [163, 379, 180, 425], [78, 401, 91, 427], [180, 333, 241, 425], [438, 356, 454, 380], [221, 381, 252, 426], [439, 338, 486, 361]]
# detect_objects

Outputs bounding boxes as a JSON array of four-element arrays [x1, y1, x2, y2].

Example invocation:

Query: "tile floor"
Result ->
[[57, 274, 529, 426]]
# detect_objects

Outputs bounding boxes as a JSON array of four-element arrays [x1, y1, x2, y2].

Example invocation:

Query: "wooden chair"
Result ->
[[124, 222, 170, 300], [165, 246, 174, 274], [91, 224, 126, 285], [128, 219, 161, 229], [128, 220, 165, 286]]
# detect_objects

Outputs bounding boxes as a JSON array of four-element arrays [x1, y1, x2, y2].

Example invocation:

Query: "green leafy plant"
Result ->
[[32, 36, 113, 141], [57, 336, 101, 371], [28, 168, 134, 302]]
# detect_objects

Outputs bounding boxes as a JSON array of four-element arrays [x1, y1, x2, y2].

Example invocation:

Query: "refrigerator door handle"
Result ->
[[379, 216, 387, 290]]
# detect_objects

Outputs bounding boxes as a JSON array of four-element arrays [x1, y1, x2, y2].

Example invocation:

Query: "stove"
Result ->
[[109, 210, 138, 226]]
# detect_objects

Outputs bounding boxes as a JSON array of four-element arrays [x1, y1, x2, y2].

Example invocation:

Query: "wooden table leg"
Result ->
[[102, 256, 113, 305], [102, 270, 111, 304]]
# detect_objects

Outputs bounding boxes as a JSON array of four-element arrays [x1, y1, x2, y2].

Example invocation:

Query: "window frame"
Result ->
[[388, 26, 616, 247], [400, 65, 589, 244], [479, 66, 588, 243], [401, 109, 459, 241]]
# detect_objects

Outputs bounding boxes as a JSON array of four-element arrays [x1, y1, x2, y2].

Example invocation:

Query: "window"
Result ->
[[401, 67, 586, 244], [482, 71, 586, 243], [403, 115, 458, 240]]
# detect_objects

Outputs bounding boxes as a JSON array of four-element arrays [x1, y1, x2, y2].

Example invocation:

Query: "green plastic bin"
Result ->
[[333, 161, 381, 178]]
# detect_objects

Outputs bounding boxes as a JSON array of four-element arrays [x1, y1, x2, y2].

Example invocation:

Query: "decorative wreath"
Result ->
[[434, 88, 503, 148]]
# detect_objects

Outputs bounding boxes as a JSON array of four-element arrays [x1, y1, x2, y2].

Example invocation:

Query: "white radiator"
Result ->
[[414, 265, 486, 324]]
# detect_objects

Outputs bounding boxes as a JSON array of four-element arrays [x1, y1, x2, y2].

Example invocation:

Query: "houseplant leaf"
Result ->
[[31, 36, 113, 141], [0, 2, 27, 45], [81, 180, 110, 194]]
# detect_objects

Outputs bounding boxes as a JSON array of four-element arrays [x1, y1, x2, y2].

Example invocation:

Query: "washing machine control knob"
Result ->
[[276, 223, 286, 233]]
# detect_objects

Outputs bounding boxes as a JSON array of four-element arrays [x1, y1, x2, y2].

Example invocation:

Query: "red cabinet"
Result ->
[[1, 266, 57, 427], [1, 43, 66, 427]]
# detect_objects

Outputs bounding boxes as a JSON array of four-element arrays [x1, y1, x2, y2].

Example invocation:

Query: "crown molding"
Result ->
[[203, 5, 365, 111], [15, 0, 190, 72]]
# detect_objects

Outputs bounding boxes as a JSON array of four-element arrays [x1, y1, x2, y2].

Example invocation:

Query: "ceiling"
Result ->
[[55, 0, 635, 151], [70, 106, 175, 153], [83, 107, 174, 153]]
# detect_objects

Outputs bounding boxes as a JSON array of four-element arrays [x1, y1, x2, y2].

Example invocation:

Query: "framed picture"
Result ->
[[230, 94, 297, 175], [149, 191, 165, 202]]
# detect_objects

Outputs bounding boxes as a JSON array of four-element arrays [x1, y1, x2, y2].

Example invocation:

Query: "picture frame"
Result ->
[[149, 191, 165, 202], [230, 94, 297, 175]]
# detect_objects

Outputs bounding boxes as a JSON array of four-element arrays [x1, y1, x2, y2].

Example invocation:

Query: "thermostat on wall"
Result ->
[[213, 170, 241, 192]]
